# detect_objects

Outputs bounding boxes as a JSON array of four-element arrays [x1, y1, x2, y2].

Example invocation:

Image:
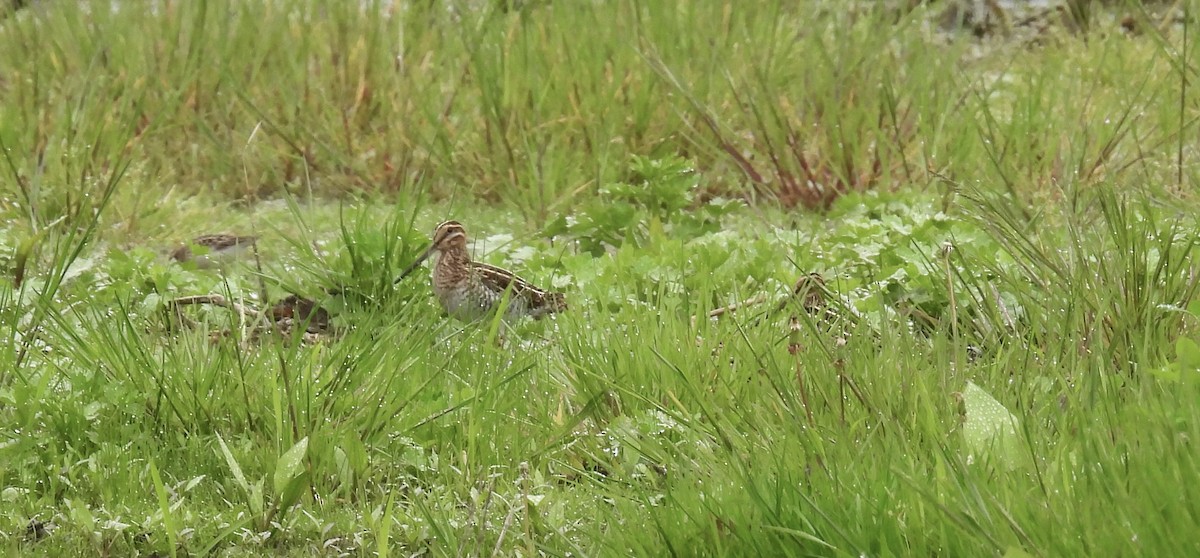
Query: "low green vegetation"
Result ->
[[2, 0, 1199, 556]]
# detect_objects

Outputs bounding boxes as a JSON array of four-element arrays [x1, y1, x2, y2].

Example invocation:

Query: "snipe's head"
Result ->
[[394, 220, 469, 284], [430, 220, 468, 252]]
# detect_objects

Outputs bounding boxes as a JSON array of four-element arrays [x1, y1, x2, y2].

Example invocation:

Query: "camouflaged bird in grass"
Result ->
[[395, 221, 566, 322]]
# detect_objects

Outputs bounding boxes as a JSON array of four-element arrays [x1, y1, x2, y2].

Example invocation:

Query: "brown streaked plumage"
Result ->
[[270, 294, 332, 334], [171, 234, 257, 269], [395, 221, 566, 322]]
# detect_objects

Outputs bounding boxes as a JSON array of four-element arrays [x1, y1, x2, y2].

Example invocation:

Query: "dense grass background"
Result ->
[[2, 0, 1200, 556]]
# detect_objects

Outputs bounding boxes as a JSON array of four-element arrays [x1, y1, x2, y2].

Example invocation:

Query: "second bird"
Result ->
[[395, 220, 566, 322]]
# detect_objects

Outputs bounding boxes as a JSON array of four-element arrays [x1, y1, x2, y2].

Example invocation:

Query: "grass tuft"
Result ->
[[2, 0, 1200, 555]]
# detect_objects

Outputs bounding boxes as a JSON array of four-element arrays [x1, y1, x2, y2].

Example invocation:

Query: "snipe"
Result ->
[[395, 221, 566, 322], [171, 234, 258, 269]]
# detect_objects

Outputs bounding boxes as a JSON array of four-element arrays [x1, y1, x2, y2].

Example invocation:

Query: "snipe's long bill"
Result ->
[[396, 220, 566, 322]]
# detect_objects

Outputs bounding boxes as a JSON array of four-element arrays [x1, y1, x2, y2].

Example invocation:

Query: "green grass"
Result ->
[[2, 0, 1200, 555]]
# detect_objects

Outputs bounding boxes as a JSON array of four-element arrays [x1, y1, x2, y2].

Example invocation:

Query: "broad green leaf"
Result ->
[[139, 292, 163, 316], [66, 498, 96, 532], [278, 473, 310, 512], [341, 437, 369, 476], [215, 433, 251, 494], [1149, 363, 1182, 382], [274, 437, 309, 496], [250, 479, 265, 517], [184, 475, 206, 493], [961, 381, 1028, 470], [377, 491, 395, 558], [1177, 337, 1200, 373], [1, 487, 28, 502], [149, 461, 179, 558]]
